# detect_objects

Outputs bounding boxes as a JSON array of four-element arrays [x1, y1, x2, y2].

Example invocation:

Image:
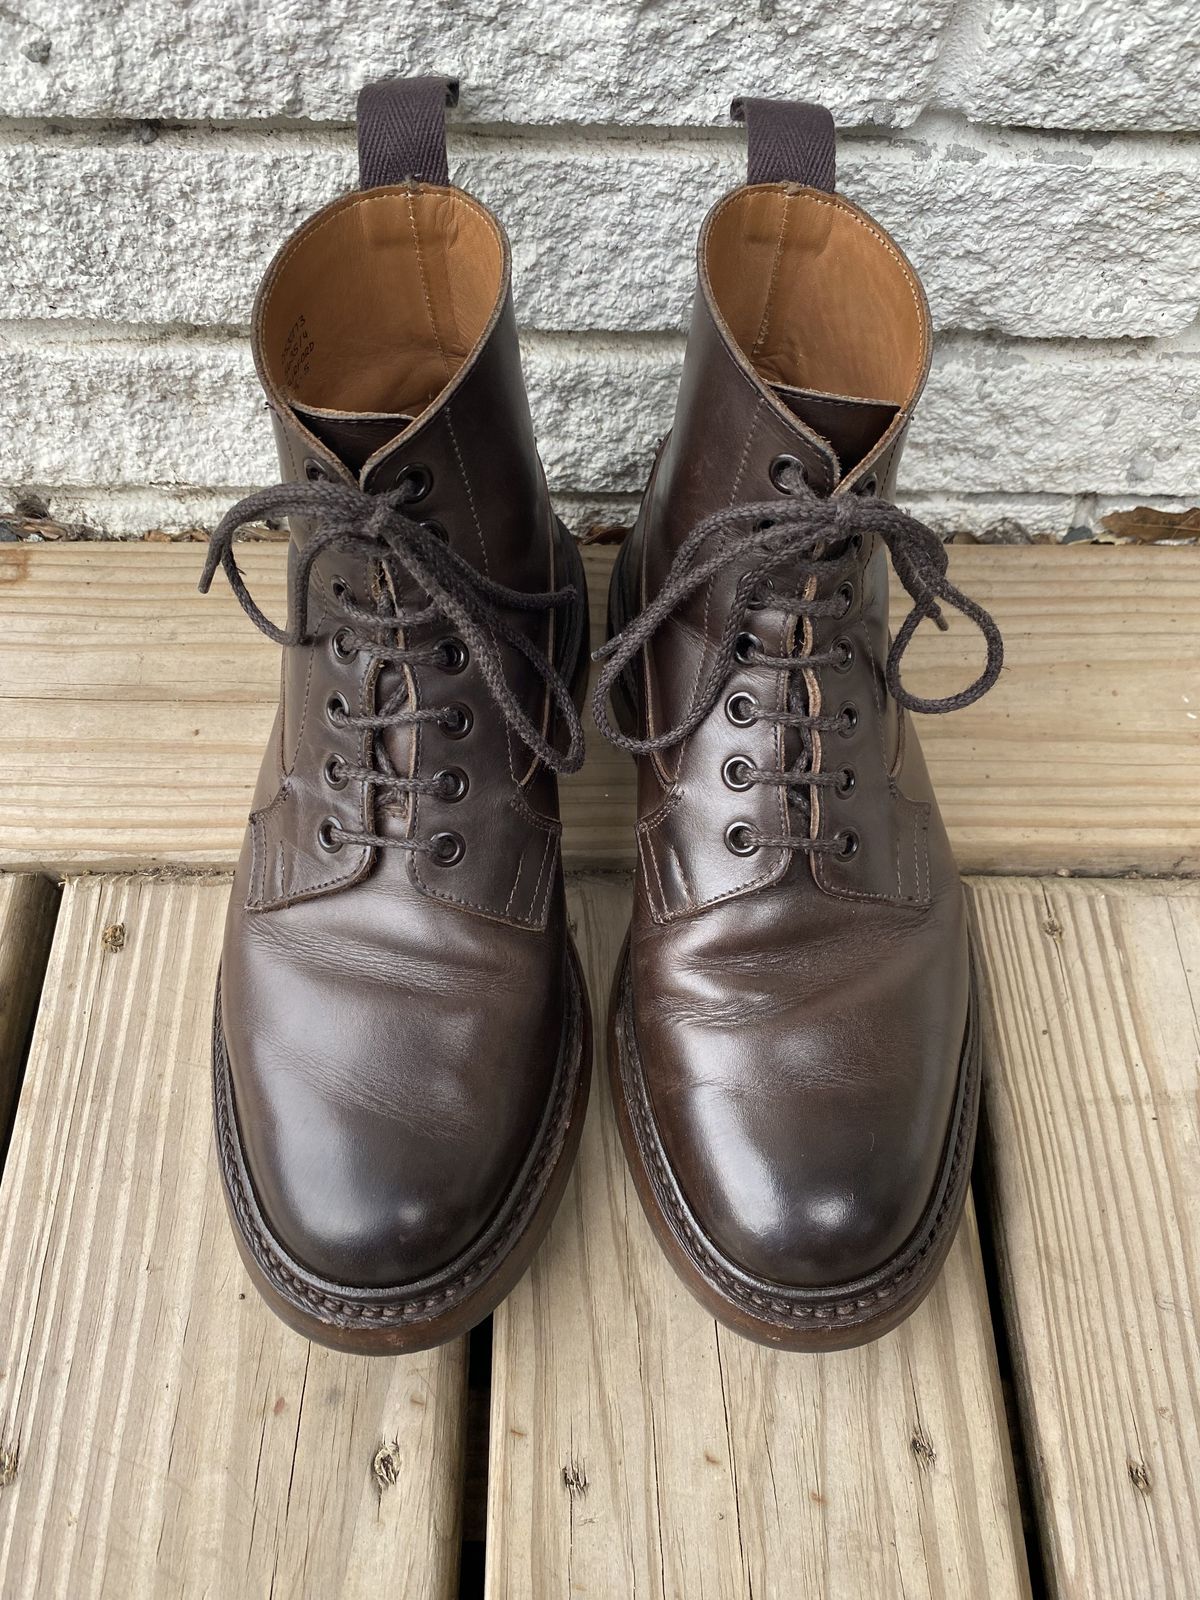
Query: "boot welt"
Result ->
[[212, 943, 591, 1354], [608, 936, 980, 1351]]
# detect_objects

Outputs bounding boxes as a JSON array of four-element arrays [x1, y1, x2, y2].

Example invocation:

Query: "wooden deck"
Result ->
[[0, 539, 1197, 1598]]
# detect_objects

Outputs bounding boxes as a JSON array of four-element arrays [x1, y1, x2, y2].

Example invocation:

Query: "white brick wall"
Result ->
[[1, 0, 1197, 539]]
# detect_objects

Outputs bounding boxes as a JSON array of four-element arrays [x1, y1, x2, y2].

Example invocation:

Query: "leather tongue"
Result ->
[[292, 403, 414, 476], [772, 384, 898, 483], [289, 402, 419, 826]]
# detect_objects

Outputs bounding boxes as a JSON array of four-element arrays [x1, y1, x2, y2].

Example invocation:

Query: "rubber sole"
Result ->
[[213, 940, 592, 1354], [607, 937, 981, 1351]]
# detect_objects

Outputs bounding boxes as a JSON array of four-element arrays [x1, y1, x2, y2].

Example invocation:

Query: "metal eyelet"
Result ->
[[430, 830, 465, 865], [435, 767, 469, 802], [398, 463, 432, 504], [747, 576, 775, 610], [833, 636, 854, 673], [324, 754, 348, 790], [856, 473, 878, 497], [734, 631, 762, 665], [304, 457, 330, 483], [420, 519, 449, 544], [838, 703, 859, 737], [326, 692, 349, 726], [722, 755, 755, 792], [835, 765, 856, 797], [317, 817, 343, 853], [441, 703, 473, 738], [330, 575, 353, 606], [769, 454, 807, 494], [835, 582, 855, 619], [331, 627, 358, 662], [435, 637, 469, 673], [835, 828, 860, 859], [725, 821, 759, 856], [725, 692, 758, 727]]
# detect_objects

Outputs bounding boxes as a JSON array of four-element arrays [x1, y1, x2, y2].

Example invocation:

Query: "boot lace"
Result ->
[[591, 463, 1003, 855], [201, 480, 585, 856]]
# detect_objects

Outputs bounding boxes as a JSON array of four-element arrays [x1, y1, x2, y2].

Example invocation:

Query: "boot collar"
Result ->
[[685, 178, 934, 494]]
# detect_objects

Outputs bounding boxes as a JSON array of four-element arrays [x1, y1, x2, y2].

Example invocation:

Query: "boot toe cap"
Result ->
[[230, 1079, 516, 1288], [693, 1153, 937, 1290]]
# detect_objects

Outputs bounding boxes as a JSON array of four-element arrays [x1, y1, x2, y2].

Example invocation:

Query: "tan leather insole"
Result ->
[[257, 187, 504, 417], [705, 186, 928, 407]]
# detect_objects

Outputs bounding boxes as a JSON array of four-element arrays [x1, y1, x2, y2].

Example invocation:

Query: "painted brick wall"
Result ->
[[1, 0, 1197, 540]]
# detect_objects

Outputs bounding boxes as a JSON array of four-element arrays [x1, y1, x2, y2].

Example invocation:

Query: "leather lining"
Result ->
[[705, 185, 928, 409], [258, 185, 504, 418]]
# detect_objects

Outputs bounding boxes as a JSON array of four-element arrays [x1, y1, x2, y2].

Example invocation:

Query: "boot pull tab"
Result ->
[[729, 97, 836, 192], [357, 75, 460, 189]]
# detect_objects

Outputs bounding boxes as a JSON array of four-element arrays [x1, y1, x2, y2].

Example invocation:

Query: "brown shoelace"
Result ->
[[592, 467, 1003, 854], [201, 480, 585, 854]]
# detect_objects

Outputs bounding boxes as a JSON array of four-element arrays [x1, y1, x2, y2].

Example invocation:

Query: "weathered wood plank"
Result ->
[[970, 878, 1200, 1599], [0, 540, 1197, 875], [485, 874, 1031, 1600], [0, 874, 59, 1148], [0, 875, 467, 1600]]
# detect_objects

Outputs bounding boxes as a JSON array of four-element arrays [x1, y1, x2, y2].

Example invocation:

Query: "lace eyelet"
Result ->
[[304, 457, 330, 483], [838, 702, 858, 737], [434, 767, 469, 802], [835, 828, 860, 860], [855, 473, 878, 497], [324, 754, 348, 790], [725, 821, 759, 856], [317, 817, 343, 852], [435, 636, 468, 673], [835, 582, 855, 619], [835, 765, 856, 797], [331, 627, 358, 662], [725, 692, 758, 727], [430, 830, 465, 866], [398, 463, 432, 504], [330, 575, 353, 606], [734, 631, 762, 665], [722, 755, 755, 792], [833, 636, 854, 673], [441, 703, 473, 738], [326, 692, 349, 727], [420, 519, 449, 544], [769, 454, 807, 495], [747, 576, 775, 610]]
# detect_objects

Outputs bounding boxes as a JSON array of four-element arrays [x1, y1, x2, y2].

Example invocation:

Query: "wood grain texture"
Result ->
[[0, 874, 58, 1145], [485, 873, 1031, 1600], [970, 878, 1200, 1600], [1, 540, 1197, 874], [0, 875, 467, 1600]]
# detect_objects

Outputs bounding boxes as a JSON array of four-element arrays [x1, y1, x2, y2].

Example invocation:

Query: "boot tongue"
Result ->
[[292, 403, 414, 477], [771, 384, 898, 484]]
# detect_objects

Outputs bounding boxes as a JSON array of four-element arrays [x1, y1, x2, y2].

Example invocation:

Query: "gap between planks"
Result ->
[[0, 874, 59, 1155], [0, 540, 1197, 875], [971, 877, 1200, 1600]]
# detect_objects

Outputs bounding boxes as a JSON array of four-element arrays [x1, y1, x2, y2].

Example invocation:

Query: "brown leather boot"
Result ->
[[201, 77, 591, 1353], [594, 98, 1003, 1350]]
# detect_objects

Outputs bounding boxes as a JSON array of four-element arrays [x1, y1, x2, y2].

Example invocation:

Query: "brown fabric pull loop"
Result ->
[[357, 75, 460, 189], [730, 97, 836, 192]]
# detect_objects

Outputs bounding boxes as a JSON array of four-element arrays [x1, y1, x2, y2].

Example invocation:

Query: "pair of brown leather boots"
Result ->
[[202, 77, 1001, 1354]]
